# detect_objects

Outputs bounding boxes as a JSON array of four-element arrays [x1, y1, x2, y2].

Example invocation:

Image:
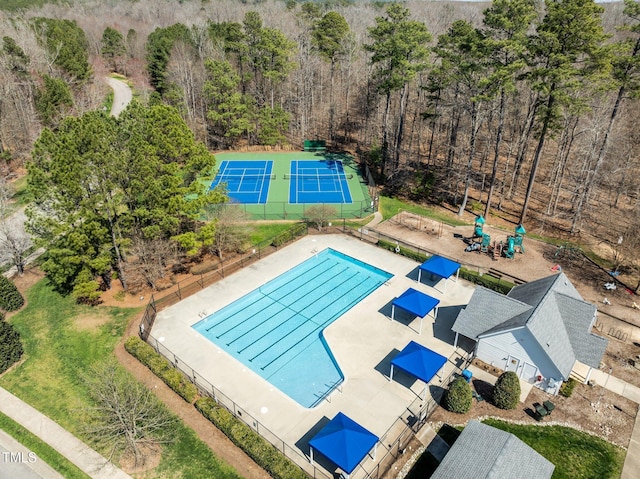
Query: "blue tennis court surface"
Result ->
[[193, 248, 392, 407], [289, 160, 352, 204], [210, 160, 273, 204]]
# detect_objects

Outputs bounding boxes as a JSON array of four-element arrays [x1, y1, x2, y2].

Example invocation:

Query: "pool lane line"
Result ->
[[235, 266, 352, 352], [250, 273, 371, 368], [205, 257, 335, 333]]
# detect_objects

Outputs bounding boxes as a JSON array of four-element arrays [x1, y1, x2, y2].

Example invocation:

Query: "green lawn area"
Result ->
[[482, 419, 625, 479], [249, 221, 302, 244], [408, 420, 625, 478], [0, 279, 242, 478], [0, 411, 89, 479], [379, 196, 468, 226]]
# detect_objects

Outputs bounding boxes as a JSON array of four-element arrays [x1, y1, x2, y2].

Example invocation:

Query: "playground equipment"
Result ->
[[473, 215, 485, 238], [513, 224, 526, 253], [504, 236, 516, 259], [502, 224, 526, 259], [480, 233, 491, 253]]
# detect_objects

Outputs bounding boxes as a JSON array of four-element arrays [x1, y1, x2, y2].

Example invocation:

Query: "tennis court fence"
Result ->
[[283, 173, 354, 180]]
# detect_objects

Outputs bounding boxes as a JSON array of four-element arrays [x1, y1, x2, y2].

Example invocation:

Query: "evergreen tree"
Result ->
[[0, 315, 23, 374], [570, 0, 640, 232], [312, 11, 350, 141], [481, 0, 537, 218], [0, 276, 24, 311], [145, 23, 192, 94], [204, 59, 254, 148], [101, 27, 126, 73], [34, 74, 73, 128], [33, 18, 91, 81], [519, 0, 609, 223], [365, 4, 431, 176], [27, 104, 223, 298], [2, 36, 30, 76]]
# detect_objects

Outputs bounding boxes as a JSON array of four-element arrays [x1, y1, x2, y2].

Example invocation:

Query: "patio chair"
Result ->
[[534, 402, 549, 421], [472, 390, 484, 402]]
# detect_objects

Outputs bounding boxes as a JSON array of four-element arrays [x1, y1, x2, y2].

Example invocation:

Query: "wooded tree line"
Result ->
[[1, 0, 639, 292]]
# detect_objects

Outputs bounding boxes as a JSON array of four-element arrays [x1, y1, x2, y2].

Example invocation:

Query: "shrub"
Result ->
[[377, 239, 428, 263], [443, 377, 473, 414], [0, 275, 25, 311], [560, 378, 578, 398], [124, 336, 198, 403], [492, 371, 521, 410], [195, 397, 307, 479], [0, 316, 23, 373], [458, 268, 514, 294]]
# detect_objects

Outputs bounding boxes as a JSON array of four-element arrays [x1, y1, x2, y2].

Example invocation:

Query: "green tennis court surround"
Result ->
[[209, 152, 374, 220]]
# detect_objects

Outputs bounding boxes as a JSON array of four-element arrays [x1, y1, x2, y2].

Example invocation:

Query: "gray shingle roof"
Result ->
[[431, 421, 555, 479], [452, 273, 608, 378], [451, 287, 531, 339], [555, 293, 607, 369]]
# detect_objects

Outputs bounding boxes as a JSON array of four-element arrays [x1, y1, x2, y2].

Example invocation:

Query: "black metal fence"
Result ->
[[138, 224, 308, 339], [145, 329, 472, 479], [135, 221, 483, 478]]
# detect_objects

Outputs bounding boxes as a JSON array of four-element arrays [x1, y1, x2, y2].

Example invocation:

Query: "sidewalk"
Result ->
[[0, 387, 131, 479]]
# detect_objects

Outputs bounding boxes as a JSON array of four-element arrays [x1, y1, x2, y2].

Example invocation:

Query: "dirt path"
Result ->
[[115, 315, 271, 479]]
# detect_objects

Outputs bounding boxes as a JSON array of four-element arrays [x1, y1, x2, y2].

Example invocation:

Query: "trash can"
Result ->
[[462, 369, 473, 383]]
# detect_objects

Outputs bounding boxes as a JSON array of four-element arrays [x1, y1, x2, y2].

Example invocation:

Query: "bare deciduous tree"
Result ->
[[125, 236, 176, 291], [305, 204, 337, 231], [82, 359, 176, 467], [0, 217, 32, 276], [205, 204, 250, 261]]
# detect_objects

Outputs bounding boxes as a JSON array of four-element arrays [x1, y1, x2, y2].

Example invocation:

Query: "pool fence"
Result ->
[[136, 221, 488, 478], [144, 327, 471, 479]]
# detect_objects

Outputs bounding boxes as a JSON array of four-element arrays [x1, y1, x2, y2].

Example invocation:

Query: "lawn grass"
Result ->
[[249, 222, 302, 244], [0, 280, 135, 428], [483, 419, 625, 479], [0, 279, 243, 478], [379, 196, 468, 226], [0, 411, 89, 479]]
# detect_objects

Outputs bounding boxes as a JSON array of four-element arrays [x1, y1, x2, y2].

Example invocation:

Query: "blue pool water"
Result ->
[[193, 248, 393, 407]]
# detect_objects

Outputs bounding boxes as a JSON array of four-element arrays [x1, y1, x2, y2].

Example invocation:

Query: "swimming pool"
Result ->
[[193, 248, 393, 407]]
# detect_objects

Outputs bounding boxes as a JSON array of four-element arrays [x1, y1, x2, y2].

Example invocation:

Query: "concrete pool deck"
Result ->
[[151, 235, 475, 476]]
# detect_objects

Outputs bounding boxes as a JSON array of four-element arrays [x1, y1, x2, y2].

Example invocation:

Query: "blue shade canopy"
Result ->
[[309, 412, 378, 474], [392, 288, 440, 318], [419, 255, 461, 280], [391, 341, 448, 384]]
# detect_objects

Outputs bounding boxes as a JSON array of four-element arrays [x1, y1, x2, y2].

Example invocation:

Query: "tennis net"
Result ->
[[217, 173, 276, 181], [283, 173, 353, 180]]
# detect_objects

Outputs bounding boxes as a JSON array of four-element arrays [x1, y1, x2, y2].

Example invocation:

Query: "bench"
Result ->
[[486, 268, 503, 280]]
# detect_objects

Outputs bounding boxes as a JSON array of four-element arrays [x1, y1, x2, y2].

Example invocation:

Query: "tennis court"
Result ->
[[209, 160, 274, 204], [288, 160, 352, 204], [209, 152, 373, 219]]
